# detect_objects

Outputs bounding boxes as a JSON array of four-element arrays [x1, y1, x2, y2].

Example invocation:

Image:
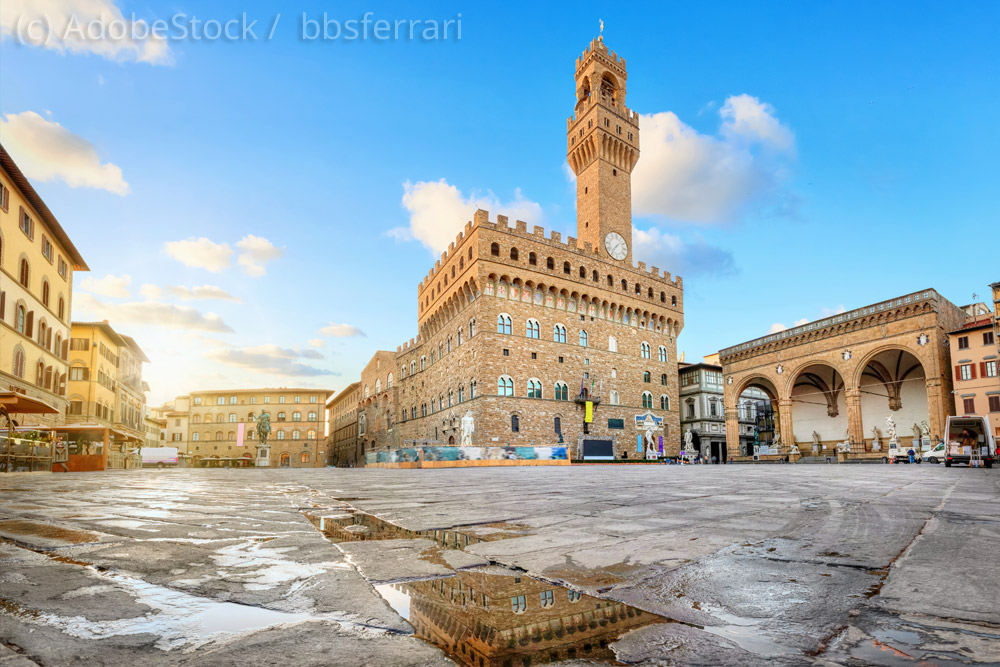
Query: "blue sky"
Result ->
[[1, 1, 997, 404]]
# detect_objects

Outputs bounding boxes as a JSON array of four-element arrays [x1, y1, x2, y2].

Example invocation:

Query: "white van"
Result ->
[[944, 415, 996, 468], [924, 442, 947, 464], [141, 446, 179, 468], [887, 440, 922, 464]]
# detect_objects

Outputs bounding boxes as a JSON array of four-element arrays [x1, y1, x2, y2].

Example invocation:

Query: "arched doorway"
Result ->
[[448, 435, 455, 444], [790, 364, 848, 454], [733, 376, 781, 457], [857, 349, 930, 453], [279, 453, 291, 467]]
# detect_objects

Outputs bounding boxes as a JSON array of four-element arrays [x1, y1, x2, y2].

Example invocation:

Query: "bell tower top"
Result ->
[[567, 36, 640, 264]]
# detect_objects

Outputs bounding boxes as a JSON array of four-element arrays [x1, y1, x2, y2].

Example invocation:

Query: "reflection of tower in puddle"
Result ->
[[391, 569, 666, 667]]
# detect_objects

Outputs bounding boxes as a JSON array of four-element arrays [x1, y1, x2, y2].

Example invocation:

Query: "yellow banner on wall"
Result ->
[[585, 401, 593, 423]]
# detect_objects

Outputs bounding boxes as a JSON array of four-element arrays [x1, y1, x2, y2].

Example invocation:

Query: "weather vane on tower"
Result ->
[[599, 19, 604, 36]]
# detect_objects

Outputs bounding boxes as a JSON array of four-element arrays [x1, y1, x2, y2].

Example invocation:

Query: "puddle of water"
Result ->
[[2, 544, 385, 652], [697, 604, 798, 658], [375, 567, 668, 667], [97, 519, 161, 532], [305, 510, 529, 550], [0, 520, 103, 545]]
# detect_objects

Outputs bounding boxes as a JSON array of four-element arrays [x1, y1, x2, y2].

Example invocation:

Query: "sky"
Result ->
[[1, 1, 997, 405]]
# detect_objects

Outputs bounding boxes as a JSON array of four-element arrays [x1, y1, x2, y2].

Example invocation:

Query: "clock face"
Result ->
[[604, 232, 628, 260]]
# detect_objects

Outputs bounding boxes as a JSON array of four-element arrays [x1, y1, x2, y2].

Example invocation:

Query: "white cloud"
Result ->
[[632, 227, 735, 278], [821, 305, 847, 317], [308, 339, 325, 348], [74, 293, 233, 333], [236, 235, 283, 277], [79, 273, 131, 298], [391, 179, 543, 254], [139, 284, 162, 299], [768, 323, 788, 334], [167, 285, 241, 302], [0, 111, 129, 195], [631, 95, 795, 224], [0, 0, 170, 64], [206, 344, 334, 377], [319, 323, 365, 338], [164, 238, 233, 272]]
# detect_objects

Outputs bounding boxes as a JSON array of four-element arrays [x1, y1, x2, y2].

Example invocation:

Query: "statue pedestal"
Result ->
[[255, 447, 270, 467]]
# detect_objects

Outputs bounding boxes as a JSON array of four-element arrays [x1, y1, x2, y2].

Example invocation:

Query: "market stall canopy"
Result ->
[[0, 392, 59, 415]]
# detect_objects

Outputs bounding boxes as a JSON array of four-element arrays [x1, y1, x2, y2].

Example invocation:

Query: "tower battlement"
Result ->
[[575, 37, 627, 77]]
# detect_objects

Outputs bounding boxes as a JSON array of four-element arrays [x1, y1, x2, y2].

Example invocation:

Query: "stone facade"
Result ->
[[679, 362, 768, 461], [347, 36, 684, 465], [327, 382, 360, 467], [719, 289, 967, 458], [186, 388, 331, 468]]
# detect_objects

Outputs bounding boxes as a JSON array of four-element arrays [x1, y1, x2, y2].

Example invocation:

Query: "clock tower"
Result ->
[[567, 36, 640, 264]]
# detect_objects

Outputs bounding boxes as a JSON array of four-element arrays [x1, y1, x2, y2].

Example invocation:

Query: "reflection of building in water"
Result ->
[[395, 569, 665, 667], [307, 510, 524, 551]]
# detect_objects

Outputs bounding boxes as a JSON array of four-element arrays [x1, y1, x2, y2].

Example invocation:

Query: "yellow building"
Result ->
[[66, 321, 150, 444], [151, 397, 190, 453], [186, 388, 332, 467], [0, 144, 89, 425]]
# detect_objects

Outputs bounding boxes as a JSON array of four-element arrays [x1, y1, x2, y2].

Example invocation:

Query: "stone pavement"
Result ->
[[0, 465, 998, 666]]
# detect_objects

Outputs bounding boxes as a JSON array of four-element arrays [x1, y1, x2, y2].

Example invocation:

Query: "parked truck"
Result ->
[[141, 446, 179, 469], [944, 415, 996, 468]]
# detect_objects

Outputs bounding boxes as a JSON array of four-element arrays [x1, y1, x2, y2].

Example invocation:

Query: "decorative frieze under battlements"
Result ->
[[720, 289, 963, 362]]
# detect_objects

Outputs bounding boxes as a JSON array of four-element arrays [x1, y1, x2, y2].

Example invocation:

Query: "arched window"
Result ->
[[375, 379, 381, 393], [643, 371, 651, 383], [387, 373, 393, 389], [660, 373, 667, 386], [229, 413, 237, 422], [660, 395, 670, 410], [658, 345, 667, 362], [447, 389, 453, 407], [300, 452, 310, 463], [458, 385, 465, 403], [497, 314, 512, 335], [216, 431, 223, 440], [554, 416, 562, 434], [607, 274, 613, 287], [490, 243, 500, 256], [497, 375, 514, 397], [579, 266, 586, 278], [609, 390, 620, 405], [553, 324, 567, 343], [292, 411, 302, 421], [457, 328, 463, 346], [546, 257, 554, 270], [58, 297, 65, 321], [276, 430, 285, 440], [660, 291, 666, 303], [470, 379, 477, 398], [15, 306, 25, 334], [19, 259, 29, 287], [635, 282, 641, 295], [527, 379, 542, 399], [528, 252, 537, 265], [648, 287, 653, 298], [420, 355, 426, 371], [469, 318, 476, 337], [672, 296, 677, 307], [510, 247, 519, 261], [42, 281, 49, 307], [563, 261, 571, 274], [192, 415, 202, 424], [554, 382, 568, 401], [608, 335, 618, 353], [526, 319, 540, 339], [640, 342, 651, 359], [364, 384, 370, 398], [227, 432, 235, 441], [642, 392, 653, 409], [511, 414, 520, 432], [592, 270, 599, 282], [307, 430, 316, 439], [621, 279, 628, 291], [277, 411, 286, 421], [308, 411, 317, 421], [292, 430, 301, 440], [579, 330, 588, 347], [192, 432, 200, 441]]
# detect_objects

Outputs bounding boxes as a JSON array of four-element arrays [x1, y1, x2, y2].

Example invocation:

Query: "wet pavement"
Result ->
[[0, 465, 998, 666]]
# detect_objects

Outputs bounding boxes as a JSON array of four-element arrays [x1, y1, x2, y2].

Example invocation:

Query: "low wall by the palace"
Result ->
[[364, 445, 569, 468]]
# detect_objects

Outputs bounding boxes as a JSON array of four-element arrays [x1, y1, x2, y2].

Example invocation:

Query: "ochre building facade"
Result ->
[[352, 37, 684, 464]]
